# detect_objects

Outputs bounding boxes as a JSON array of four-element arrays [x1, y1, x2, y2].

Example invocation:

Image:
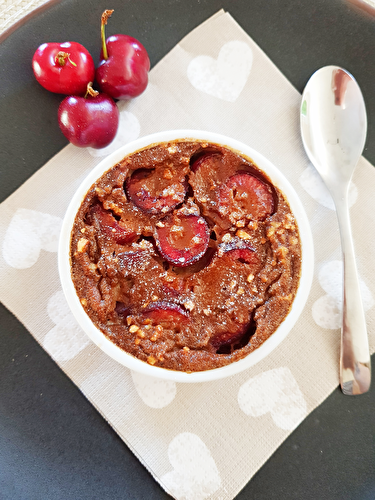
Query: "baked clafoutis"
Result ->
[[70, 140, 301, 372]]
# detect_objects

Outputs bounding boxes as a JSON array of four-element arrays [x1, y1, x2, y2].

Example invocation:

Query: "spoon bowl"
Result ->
[[301, 66, 370, 395]]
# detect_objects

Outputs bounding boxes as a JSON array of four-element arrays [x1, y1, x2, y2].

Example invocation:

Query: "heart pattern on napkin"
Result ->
[[87, 110, 140, 158], [131, 371, 177, 408], [187, 40, 253, 102], [312, 260, 374, 329], [238, 367, 307, 431], [299, 165, 358, 210], [2, 208, 62, 269], [43, 290, 91, 362], [161, 432, 221, 500]]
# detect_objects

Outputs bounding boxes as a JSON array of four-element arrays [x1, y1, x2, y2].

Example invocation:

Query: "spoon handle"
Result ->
[[334, 191, 371, 395]]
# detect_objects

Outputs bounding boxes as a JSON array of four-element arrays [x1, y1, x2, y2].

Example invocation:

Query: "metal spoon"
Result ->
[[300, 65, 370, 395]]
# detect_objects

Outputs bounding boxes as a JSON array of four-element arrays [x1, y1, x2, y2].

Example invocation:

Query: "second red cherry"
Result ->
[[96, 10, 150, 100]]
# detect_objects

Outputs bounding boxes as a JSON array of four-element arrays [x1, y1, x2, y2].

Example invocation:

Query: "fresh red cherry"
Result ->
[[95, 10, 150, 100], [32, 41, 95, 95], [58, 85, 119, 148]]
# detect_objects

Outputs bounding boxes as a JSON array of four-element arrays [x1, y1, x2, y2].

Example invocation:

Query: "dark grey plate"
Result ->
[[0, 1, 374, 499]]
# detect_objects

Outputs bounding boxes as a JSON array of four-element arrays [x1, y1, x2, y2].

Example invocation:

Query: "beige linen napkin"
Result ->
[[0, 10, 374, 500], [0, 0, 49, 33]]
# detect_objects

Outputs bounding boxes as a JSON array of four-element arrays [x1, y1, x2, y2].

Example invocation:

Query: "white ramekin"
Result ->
[[58, 130, 314, 383]]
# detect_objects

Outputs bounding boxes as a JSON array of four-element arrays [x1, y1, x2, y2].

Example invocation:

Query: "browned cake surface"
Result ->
[[70, 140, 301, 372]]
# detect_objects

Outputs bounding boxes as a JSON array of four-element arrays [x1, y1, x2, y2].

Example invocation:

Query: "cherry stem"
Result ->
[[85, 82, 99, 98], [55, 51, 77, 67], [101, 9, 114, 60]]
